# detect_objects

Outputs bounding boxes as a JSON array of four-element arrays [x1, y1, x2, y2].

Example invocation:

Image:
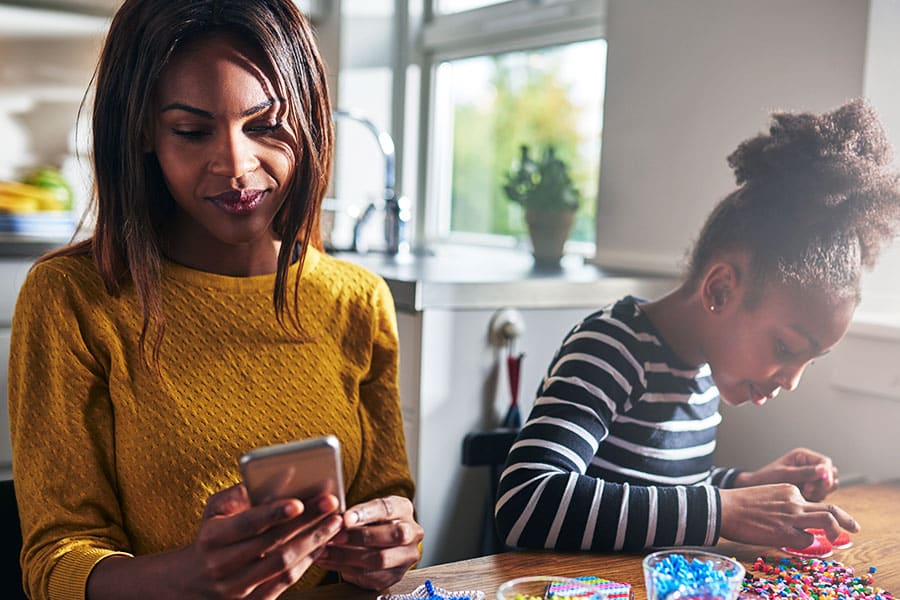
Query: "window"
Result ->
[[418, 0, 607, 252], [435, 0, 510, 14], [432, 40, 605, 244]]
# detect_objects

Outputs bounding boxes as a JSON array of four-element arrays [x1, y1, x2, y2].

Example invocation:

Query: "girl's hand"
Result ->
[[315, 495, 424, 590], [736, 447, 838, 501], [187, 485, 344, 599], [719, 484, 859, 548]]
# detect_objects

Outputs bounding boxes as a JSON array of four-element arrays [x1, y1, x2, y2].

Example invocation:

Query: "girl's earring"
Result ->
[[709, 305, 717, 312]]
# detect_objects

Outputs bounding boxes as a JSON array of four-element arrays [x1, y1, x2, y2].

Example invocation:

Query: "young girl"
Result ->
[[495, 99, 900, 553], [8, 1, 422, 599]]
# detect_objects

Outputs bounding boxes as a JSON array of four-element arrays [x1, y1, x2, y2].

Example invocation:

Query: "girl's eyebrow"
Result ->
[[790, 324, 830, 357], [159, 98, 275, 119]]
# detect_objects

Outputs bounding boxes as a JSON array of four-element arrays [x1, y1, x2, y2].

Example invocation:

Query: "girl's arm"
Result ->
[[494, 318, 721, 552]]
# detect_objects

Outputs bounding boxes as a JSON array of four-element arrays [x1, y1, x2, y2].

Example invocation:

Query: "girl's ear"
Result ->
[[701, 260, 741, 314]]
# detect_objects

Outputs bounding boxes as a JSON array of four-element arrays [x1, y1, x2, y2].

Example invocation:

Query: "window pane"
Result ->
[[435, 39, 606, 245], [435, 0, 510, 14]]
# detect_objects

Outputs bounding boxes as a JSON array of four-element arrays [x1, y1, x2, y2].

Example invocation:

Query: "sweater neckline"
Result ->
[[161, 245, 322, 291]]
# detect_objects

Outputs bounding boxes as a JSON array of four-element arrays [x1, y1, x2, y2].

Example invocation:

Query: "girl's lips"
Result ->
[[745, 383, 765, 405], [207, 189, 266, 215], [748, 383, 778, 406]]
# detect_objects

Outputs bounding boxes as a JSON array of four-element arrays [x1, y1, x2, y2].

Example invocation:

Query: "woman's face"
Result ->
[[152, 32, 297, 274], [704, 279, 856, 407]]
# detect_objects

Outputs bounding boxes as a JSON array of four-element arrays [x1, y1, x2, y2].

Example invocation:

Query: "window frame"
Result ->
[[410, 0, 608, 250]]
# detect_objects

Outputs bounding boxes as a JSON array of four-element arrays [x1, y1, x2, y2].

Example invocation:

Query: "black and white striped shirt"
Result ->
[[495, 296, 741, 552]]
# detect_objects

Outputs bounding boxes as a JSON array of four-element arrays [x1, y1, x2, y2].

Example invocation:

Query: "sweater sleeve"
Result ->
[[344, 277, 415, 507], [8, 261, 133, 600], [494, 322, 721, 552]]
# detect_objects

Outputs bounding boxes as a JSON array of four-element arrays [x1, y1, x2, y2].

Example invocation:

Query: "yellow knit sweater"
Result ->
[[8, 247, 414, 600]]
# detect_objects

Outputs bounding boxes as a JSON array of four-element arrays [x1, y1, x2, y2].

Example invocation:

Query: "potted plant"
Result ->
[[503, 144, 581, 267]]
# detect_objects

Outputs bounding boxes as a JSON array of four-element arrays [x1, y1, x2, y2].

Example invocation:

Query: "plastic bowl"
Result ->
[[642, 549, 745, 600]]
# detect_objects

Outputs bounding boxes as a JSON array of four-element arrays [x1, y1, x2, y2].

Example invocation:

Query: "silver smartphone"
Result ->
[[239, 435, 346, 512]]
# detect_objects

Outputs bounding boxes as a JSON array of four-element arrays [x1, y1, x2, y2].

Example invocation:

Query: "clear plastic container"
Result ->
[[642, 550, 745, 600]]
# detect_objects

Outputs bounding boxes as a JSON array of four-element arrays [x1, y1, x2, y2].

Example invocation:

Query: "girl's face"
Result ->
[[152, 32, 297, 275], [704, 279, 856, 407]]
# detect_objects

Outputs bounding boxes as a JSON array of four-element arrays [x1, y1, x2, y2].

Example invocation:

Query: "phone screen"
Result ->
[[240, 435, 346, 511]]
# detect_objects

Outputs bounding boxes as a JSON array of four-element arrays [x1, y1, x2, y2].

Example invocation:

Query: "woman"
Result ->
[[8, 1, 422, 599]]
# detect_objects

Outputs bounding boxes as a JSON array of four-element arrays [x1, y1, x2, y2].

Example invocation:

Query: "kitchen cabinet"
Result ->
[[332, 245, 676, 566]]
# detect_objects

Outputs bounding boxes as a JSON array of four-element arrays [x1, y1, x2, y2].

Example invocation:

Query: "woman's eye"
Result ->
[[248, 121, 283, 134], [171, 129, 210, 140]]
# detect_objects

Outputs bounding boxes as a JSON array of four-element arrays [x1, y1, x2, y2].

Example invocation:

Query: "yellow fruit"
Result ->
[[0, 192, 40, 214], [0, 180, 63, 211], [23, 167, 74, 210]]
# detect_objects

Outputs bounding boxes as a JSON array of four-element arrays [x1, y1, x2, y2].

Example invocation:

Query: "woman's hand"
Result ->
[[315, 495, 424, 590], [87, 484, 344, 599], [719, 484, 859, 549], [735, 447, 838, 501], [186, 484, 344, 598]]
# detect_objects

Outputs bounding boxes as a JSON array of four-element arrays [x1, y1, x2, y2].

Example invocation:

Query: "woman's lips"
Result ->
[[207, 189, 266, 215]]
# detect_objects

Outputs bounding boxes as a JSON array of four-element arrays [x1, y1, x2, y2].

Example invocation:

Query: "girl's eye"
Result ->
[[775, 339, 796, 360]]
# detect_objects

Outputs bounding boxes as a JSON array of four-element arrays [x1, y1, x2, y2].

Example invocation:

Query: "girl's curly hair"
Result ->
[[687, 98, 900, 305]]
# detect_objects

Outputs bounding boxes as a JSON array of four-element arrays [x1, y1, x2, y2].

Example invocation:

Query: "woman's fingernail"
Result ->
[[282, 502, 301, 518], [348, 510, 360, 525]]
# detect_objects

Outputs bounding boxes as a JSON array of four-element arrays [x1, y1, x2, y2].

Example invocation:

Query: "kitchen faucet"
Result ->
[[332, 109, 405, 254]]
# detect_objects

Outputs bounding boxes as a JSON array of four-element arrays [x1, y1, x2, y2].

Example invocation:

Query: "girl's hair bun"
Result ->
[[727, 99, 893, 205], [688, 98, 900, 299]]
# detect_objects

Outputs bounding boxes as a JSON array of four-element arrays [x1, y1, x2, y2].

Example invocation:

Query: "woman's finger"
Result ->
[[330, 519, 421, 549], [344, 496, 414, 528]]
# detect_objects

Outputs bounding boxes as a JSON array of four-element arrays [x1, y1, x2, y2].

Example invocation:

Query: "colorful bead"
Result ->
[[744, 555, 894, 600]]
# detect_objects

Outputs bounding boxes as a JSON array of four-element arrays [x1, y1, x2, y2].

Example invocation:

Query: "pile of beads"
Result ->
[[744, 554, 895, 600], [550, 576, 632, 600], [648, 553, 743, 600]]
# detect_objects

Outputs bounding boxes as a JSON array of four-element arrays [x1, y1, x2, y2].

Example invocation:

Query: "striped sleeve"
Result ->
[[494, 317, 722, 551], [705, 466, 742, 488]]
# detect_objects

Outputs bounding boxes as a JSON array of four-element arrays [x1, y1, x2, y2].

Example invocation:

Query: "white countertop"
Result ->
[[329, 244, 677, 311]]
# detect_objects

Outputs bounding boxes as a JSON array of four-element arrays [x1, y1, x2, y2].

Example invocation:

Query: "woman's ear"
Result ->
[[700, 260, 741, 315]]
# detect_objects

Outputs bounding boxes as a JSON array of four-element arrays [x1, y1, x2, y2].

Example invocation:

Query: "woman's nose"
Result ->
[[209, 130, 259, 177]]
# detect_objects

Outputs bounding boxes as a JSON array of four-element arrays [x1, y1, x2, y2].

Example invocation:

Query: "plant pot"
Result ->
[[524, 207, 575, 267]]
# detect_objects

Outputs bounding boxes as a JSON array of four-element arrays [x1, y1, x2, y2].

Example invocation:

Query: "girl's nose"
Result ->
[[776, 363, 807, 392], [209, 130, 259, 178]]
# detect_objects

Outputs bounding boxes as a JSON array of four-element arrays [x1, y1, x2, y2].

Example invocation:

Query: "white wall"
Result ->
[[859, 0, 900, 319], [595, 0, 869, 274]]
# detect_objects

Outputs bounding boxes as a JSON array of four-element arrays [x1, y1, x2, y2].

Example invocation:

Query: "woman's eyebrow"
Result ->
[[159, 98, 275, 118]]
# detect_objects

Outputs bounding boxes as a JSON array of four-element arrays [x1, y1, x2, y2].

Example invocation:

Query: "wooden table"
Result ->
[[303, 483, 900, 599]]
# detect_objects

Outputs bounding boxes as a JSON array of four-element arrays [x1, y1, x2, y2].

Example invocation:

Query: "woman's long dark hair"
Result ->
[[41, 0, 334, 365]]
